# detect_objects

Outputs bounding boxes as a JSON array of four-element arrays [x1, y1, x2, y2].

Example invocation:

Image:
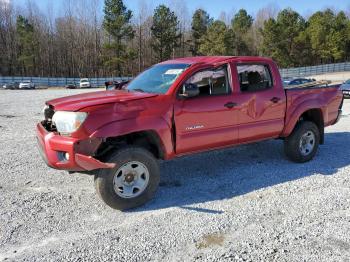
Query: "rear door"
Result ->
[[174, 65, 239, 154], [233, 63, 286, 143]]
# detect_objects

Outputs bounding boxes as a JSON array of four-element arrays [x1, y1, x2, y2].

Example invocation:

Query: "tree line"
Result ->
[[0, 0, 350, 77]]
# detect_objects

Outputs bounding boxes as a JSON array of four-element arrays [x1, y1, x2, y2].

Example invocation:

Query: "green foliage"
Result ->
[[16, 15, 37, 72], [260, 7, 350, 67], [5, 4, 350, 77], [103, 0, 134, 39], [260, 8, 308, 67], [191, 9, 212, 55], [231, 9, 253, 55], [199, 20, 233, 55], [291, 30, 313, 66], [151, 5, 180, 61], [102, 0, 134, 75], [307, 9, 349, 63], [232, 9, 253, 33]]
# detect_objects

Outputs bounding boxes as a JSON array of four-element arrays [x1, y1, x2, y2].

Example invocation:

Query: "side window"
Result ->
[[185, 67, 230, 96], [237, 64, 273, 92]]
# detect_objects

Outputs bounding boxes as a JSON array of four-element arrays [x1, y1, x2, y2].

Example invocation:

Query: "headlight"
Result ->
[[52, 111, 87, 135]]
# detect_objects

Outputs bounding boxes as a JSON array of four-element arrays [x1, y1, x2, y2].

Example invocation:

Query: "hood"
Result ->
[[47, 90, 158, 111]]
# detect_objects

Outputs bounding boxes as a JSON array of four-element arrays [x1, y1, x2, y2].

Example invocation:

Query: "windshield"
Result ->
[[345, 79, 350, 84], [81, 79, 88, 83], [127, 63, 189, 94]]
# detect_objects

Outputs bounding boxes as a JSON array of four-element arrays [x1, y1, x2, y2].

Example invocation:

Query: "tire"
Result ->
[[94, 147, 160, 210], [284, 121, 320, 163]]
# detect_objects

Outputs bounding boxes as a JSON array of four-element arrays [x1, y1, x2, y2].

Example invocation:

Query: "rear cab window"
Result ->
[[237, 64, 273, 92]]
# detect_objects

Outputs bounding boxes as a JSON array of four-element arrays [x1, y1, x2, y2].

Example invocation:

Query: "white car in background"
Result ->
[[79, 78, 91, 88], [340, 79, 350, 98], [19, 80, 35, 89]]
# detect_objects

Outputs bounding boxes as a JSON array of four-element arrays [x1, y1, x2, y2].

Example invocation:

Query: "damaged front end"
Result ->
[[36, 105, 115, 172]]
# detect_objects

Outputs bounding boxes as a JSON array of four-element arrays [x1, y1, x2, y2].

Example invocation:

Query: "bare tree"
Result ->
[[169, 0, 190, 57], [346, 4, 350, 18], [0, 1, 17, 75], [251, 3, 280, 55], [219, 11, 232, 26], [1, 1, 349, 77], [134, 0, 152, 72]]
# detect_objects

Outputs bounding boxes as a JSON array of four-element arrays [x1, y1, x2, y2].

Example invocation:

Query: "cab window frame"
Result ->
[[177, 64, 232, 98], [236, 63, 274, 93]]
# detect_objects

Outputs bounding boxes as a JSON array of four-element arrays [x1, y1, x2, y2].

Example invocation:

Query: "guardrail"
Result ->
[[280, 62, 350, 78], [0, 76, 133, 87]]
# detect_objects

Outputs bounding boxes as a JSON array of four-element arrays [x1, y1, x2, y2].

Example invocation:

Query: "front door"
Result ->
[[174, 66, 239, 154]]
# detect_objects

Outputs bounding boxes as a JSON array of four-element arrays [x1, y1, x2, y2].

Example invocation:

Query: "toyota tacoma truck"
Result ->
[[36, 56, 343, 210]]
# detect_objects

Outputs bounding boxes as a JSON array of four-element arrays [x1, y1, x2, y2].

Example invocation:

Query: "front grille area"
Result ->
[[42, 105, 57, 132], [41, 120, 57, 132], [44, 105, 55, 120]]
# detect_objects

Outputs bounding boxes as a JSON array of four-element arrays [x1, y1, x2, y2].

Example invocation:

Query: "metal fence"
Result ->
[[280, 62, 350, 78], [0, 76, 133, 87], [1, 61, 350, 86]]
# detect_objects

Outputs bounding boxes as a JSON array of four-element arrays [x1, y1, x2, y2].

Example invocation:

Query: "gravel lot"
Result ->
[[0, 89, 350, 261]]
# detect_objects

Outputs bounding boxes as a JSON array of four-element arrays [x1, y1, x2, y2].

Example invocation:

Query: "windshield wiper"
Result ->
[[131, 88, 144, 93]]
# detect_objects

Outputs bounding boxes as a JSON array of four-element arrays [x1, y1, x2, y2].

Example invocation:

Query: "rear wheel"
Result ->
[[94, 147, 160, 210], [284, 121, 320, 163]]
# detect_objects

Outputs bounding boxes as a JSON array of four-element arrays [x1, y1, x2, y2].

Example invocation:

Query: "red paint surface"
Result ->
[[37, 56, 343, 171]]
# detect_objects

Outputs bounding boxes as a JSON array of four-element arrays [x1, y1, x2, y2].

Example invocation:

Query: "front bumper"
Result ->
[[334, 96, 344, 124], [334, 109, 342, 124], [36, 122, 115, 171]]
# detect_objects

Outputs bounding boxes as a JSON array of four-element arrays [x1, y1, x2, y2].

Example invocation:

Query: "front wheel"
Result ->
[[284, 121, 320, 163], [94, 147, 160, 210]]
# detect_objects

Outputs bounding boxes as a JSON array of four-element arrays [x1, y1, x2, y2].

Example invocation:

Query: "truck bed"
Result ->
[[282, 84, 343, 138], [284, 80, 334, 90]]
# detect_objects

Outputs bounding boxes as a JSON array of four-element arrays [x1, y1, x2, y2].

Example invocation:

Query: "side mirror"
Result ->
[[105, 80, 130, 90], [116, 80, 130, 90], [179, 83, 199, 98]]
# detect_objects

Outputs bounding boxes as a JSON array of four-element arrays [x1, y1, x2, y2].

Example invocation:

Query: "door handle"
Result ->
[[270, 97, 281, 103], [224, 102, 237, 109]]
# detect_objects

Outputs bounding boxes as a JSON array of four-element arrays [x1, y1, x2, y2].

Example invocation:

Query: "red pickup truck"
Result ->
[[37, 56, 343, 210]]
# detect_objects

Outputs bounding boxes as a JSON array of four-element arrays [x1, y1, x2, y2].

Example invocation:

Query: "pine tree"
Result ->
[[232, 9, 253, 33], [151, 5, 180, 62], [16, 15, 38, 75], [231, 9, 253, 55], [191, 9, 212, 56], [199, 20, 233, 55], [307, 9, 349, 63], [260, 8, 307, 67], [102, 0, 134, 76]]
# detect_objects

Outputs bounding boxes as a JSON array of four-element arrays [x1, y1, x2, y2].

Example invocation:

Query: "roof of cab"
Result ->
[[159, 56, 274, 66]]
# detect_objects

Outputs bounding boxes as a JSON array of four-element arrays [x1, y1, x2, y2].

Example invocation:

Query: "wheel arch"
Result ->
[[283, 107, 325, 144], [299, 109, 324, 144], [90, 118, 174, 160]]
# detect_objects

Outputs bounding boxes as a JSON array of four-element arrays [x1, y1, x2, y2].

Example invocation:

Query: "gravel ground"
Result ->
[[0, 89, 350, 261]]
